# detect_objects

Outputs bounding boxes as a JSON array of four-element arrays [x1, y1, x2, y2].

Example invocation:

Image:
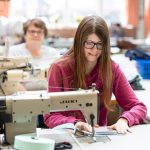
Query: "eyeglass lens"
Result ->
[[27, 30, 43, 35], [84, 41, 102, 50]]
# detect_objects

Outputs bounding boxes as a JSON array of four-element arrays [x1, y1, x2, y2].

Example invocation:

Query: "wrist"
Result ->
[[119, 117, 129, 125]]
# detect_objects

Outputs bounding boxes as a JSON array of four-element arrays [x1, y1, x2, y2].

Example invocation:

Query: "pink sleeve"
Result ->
[[44, 110, 86, 128], [44, 113, 77, 128], [48, 63, 63, 92], [113, 64, 147, 126]]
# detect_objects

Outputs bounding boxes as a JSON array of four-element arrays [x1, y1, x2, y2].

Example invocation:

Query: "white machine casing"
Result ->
[[4, 89, 99, 144]]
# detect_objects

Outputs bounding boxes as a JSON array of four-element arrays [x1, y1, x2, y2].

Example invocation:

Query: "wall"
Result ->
[[0, 0, 10, 17]]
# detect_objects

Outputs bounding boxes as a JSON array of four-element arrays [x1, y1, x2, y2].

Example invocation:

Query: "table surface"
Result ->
[[79, 124, 150, 150], [39, 124, 150, 150]]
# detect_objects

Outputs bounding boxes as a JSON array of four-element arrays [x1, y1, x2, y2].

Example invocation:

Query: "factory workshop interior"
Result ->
[[0, 0, 150, 150]]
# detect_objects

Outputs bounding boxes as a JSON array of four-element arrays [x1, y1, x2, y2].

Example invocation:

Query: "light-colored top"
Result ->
[[44, 56, 147, 128], [9, 43, 60, 90], [9, 43, 60, 68]]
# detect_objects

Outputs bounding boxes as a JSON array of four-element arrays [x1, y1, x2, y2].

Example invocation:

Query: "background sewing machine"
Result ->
[[0, 56, 99, 145], [0, 56, 47, 95]]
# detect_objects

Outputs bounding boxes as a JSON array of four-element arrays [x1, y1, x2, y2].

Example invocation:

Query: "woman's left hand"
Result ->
[[108, 118, 132, 134]]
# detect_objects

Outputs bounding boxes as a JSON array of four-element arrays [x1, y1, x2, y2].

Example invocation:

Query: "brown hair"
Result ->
[[66, 16, 112, 110], [23, 18, 48, 37]]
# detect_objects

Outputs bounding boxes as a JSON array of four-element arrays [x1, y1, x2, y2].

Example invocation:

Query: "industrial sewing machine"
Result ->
[[0, 56, 47, 95], [0, 56, 99, 145], [4, 89, 99, 144]]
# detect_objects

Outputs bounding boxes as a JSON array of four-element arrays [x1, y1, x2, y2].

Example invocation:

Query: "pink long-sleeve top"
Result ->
[[44, 56, 147, 128]]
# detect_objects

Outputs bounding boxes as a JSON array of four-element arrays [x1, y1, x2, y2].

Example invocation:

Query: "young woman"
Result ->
[[44, 16, 147, 134]]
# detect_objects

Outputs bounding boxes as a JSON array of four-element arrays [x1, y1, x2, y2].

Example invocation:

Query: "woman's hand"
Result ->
[[75, 121, 92, 132], [108, 118, 132, 134]]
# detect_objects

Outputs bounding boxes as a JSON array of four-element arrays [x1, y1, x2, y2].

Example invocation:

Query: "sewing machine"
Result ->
[[0, 56, 99, 145], [0, 56, 47, 95], [3, 89, 99, 144]]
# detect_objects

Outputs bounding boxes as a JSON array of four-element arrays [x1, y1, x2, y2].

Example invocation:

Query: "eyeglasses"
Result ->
[[27, 30, 44, 36], [84, 40, 103, 50]]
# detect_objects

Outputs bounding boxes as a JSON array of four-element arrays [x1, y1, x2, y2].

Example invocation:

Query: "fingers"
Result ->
[[94, 124, 100, 128], [127, 128, 132, 133], [76, 122, 92, 132], [115, 125, 128, 134], [107, 125, 114, 129], [108, 124, 132, 134], [83, 123, 92, 132]]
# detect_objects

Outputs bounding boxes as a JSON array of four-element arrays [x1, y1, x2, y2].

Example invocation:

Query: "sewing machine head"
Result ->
[[2, 89, 99, 144]]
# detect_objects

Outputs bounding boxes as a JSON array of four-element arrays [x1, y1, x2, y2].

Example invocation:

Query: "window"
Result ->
[[9, 0, 127, 27]]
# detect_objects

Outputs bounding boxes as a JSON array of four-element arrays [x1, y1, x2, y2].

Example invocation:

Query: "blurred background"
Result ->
[[0, 0, 150, 43]]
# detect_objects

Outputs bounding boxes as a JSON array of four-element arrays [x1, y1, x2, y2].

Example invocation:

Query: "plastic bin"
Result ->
[[135, 59, 150, 79]]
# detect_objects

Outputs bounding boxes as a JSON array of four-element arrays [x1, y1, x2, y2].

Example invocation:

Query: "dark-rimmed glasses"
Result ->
[[84, 40, 103, 50], [27, 30, 44, 36]]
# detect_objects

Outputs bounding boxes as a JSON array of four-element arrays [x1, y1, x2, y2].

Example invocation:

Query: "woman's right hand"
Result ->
[[75, 121, 92, 132]]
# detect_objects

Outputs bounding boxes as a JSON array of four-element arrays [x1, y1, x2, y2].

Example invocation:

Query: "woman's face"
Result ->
[[24, 25, 45, 45], [84, 33, 102, 64]]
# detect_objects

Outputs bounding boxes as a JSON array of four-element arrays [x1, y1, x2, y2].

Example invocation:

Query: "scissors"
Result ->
[[54, 141, 72, 150]]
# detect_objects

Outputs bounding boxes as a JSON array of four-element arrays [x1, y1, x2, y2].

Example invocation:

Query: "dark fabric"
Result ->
[[125, 49, 150, 60]]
